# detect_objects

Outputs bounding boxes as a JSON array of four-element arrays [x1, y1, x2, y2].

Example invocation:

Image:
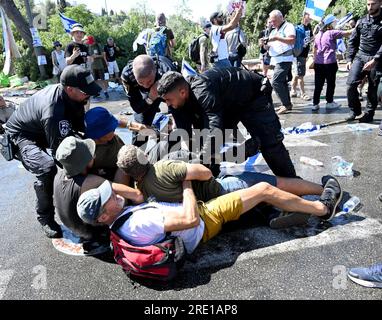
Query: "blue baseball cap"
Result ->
[[77, 180, 113, 225], [85, 106, 119, 139], [323, 14, 338, 27]]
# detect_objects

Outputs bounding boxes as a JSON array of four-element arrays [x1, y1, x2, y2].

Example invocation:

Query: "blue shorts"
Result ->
[[217, 172, 277, 194]]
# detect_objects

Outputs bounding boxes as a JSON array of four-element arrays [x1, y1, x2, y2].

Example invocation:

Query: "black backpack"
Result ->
[[189, 34, 208, 63]]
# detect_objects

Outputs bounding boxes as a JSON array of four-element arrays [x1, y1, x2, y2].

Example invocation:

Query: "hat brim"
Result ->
[[70, 28, 86, 34], [81, 81, 102, 96], [98, 180, 113, 207]]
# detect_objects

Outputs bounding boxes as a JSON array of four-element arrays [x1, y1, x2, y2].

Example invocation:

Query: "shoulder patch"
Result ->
[[59, 120, 71, 137]]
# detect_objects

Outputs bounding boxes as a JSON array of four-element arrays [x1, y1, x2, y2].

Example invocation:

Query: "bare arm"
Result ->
[[163, 180, 200, 232], [221, 7, 243, 33], [81, 174, 144, 204], [184, 163, 212, 181]]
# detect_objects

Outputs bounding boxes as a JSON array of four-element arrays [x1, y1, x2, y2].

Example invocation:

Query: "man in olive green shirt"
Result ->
[[116, 145, 326, 204]]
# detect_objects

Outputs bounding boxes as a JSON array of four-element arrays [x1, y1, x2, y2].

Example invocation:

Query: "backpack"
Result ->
[[110, 208, 186, 282], [188, 34, 207, 63], [147, 27, 168, 57], [293, 24, 306, 57]]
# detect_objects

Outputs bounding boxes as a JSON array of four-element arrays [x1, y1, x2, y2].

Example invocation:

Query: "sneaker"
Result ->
[[321, 175, 332, 188], [290, 90, 297, 98], [269, 212, 310, 229], [104, 91, 110, 99], [301, 93, 311, 101], [358, 112, 374, 123], [345, 112, 361, 122], [41, 220, 62, 239], [325, 102, 341, 110], [319, 176, 343, 221], [312, 104, 320, 112], [277, 105, 292, 115], [348, 263, 382, 288]]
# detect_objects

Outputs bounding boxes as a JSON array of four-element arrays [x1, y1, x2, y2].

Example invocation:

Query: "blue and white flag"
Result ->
[[181, 59, 197, 78], [59, 12, 78, 33], [336, 12, 353, 29], [337, 38, 347, 53], [304, 0, 332, 22]]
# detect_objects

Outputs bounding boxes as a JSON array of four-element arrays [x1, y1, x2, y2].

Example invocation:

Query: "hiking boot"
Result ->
[[277, 105, 292, 115], [326, 102, 341, 110], [312, 104, 320, 112], [348, 263, 382, 288], [319, 176, 343, 221], [41, 220, 62, 239], [358, 112, 374, 123], [269, 212, 310, 229]]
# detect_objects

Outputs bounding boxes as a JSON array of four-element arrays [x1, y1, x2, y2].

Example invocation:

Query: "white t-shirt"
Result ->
[[112, 202, 205, 254], [52, 50, 67, 74], [268, 21, 295, 65], [210, 25, 229, 60]]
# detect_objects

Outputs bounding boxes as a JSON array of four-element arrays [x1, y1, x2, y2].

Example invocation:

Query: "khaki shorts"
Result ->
[[198, 192, 243, 243]]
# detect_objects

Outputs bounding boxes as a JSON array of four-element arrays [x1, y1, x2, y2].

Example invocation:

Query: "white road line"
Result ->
[[184, 215, 382, 271]]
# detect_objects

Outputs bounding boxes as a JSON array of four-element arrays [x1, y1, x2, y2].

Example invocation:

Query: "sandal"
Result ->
[[301, 93, 311, 101]]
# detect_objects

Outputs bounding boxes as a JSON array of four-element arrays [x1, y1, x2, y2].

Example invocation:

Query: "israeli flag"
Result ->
[[181, 59, 197, 78], [59, 13, 78, 33], [337, 38, 347, 53], [336, 12, 353, 29], [305, 0, 332, 22]]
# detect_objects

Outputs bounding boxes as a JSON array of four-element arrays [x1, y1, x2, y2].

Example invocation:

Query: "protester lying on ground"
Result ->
[[116, 145, 328, 204], [77, 176, 342, 254], [156, 70, 297, 178], [54, 136, 143, 241], [4, 65, 101, 238]]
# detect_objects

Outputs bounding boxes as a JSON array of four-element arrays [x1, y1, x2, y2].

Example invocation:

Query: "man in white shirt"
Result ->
[[261, 10, 296, 114], [209, 5, 243, 69], [77, 176, 342, 254]]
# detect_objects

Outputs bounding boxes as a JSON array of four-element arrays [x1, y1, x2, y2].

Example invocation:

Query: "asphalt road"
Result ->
[[1, 70, 382, 301]]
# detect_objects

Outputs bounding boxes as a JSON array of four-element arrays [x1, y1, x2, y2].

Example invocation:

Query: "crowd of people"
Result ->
[[1, 0, 382, 289]]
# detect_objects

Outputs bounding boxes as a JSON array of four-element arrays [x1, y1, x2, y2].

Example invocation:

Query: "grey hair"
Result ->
[[117, 145, 150, 180], [269, 10, 284, 19], [132, 55, 156, 80]]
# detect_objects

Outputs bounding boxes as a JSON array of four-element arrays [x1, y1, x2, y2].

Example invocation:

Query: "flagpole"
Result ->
[[24, 0, 47, 79]]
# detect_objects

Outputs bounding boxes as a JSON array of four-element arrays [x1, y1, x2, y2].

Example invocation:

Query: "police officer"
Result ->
[[157, 69, 297, 178], [120, 54, 178, 145], [5, 65, 101, 238], [346, 0, 382, 123]]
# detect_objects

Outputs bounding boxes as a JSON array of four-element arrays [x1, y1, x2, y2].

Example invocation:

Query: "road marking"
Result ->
[[184, 214, 382, 271], [0, 270, 14, 300]]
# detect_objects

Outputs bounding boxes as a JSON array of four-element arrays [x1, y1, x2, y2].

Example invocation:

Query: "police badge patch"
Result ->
[[59, 120, 71, 137]]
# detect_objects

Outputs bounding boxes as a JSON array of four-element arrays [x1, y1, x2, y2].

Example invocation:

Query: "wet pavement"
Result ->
[[1, 69, 382, 300]]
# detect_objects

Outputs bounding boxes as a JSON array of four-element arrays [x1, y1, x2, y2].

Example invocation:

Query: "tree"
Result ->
[[0, 0, 33, 50]]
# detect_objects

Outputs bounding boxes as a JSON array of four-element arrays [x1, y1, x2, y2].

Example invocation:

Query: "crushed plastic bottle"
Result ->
[[331, 156, 353, 177], [342, 196, 360, 214], [299, 156, 324, 167]]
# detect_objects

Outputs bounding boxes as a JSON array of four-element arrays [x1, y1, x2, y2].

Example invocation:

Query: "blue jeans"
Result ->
[[214, 59, 231, 69], [217, 172, 277, 194]]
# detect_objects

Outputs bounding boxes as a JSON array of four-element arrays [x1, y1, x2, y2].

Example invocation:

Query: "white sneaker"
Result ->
[[326, 102, 341, 110], [312, 104, 320, 111]]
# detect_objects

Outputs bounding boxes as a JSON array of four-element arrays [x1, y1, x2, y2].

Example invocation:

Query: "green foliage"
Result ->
[[13, 47, 40, 81]]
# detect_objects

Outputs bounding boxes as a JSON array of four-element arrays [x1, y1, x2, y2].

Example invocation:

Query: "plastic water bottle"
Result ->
[[342, 196, 360, 213], [299, 156, 324, 167]]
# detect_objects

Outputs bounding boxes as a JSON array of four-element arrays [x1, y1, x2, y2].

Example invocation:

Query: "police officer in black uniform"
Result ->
[[346, 0, 382, 122], [157, 69, 297, 178], [5, 65, 101, 238], [120, 54, 178, 145]]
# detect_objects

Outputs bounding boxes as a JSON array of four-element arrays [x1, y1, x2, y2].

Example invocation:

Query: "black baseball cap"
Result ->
[[60, 65, 101, 96], [210, 11, 223, 21]]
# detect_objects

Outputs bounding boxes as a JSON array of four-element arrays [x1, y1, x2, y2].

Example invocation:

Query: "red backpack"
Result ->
[[110, 208, 186, 282]]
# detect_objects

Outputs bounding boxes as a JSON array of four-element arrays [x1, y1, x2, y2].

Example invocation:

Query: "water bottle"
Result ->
[[342, 196, 360, 213], [299, 156, 324, 167]]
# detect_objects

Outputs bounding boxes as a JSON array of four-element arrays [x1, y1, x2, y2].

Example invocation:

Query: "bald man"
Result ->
[[121, 54, 178, 145]]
